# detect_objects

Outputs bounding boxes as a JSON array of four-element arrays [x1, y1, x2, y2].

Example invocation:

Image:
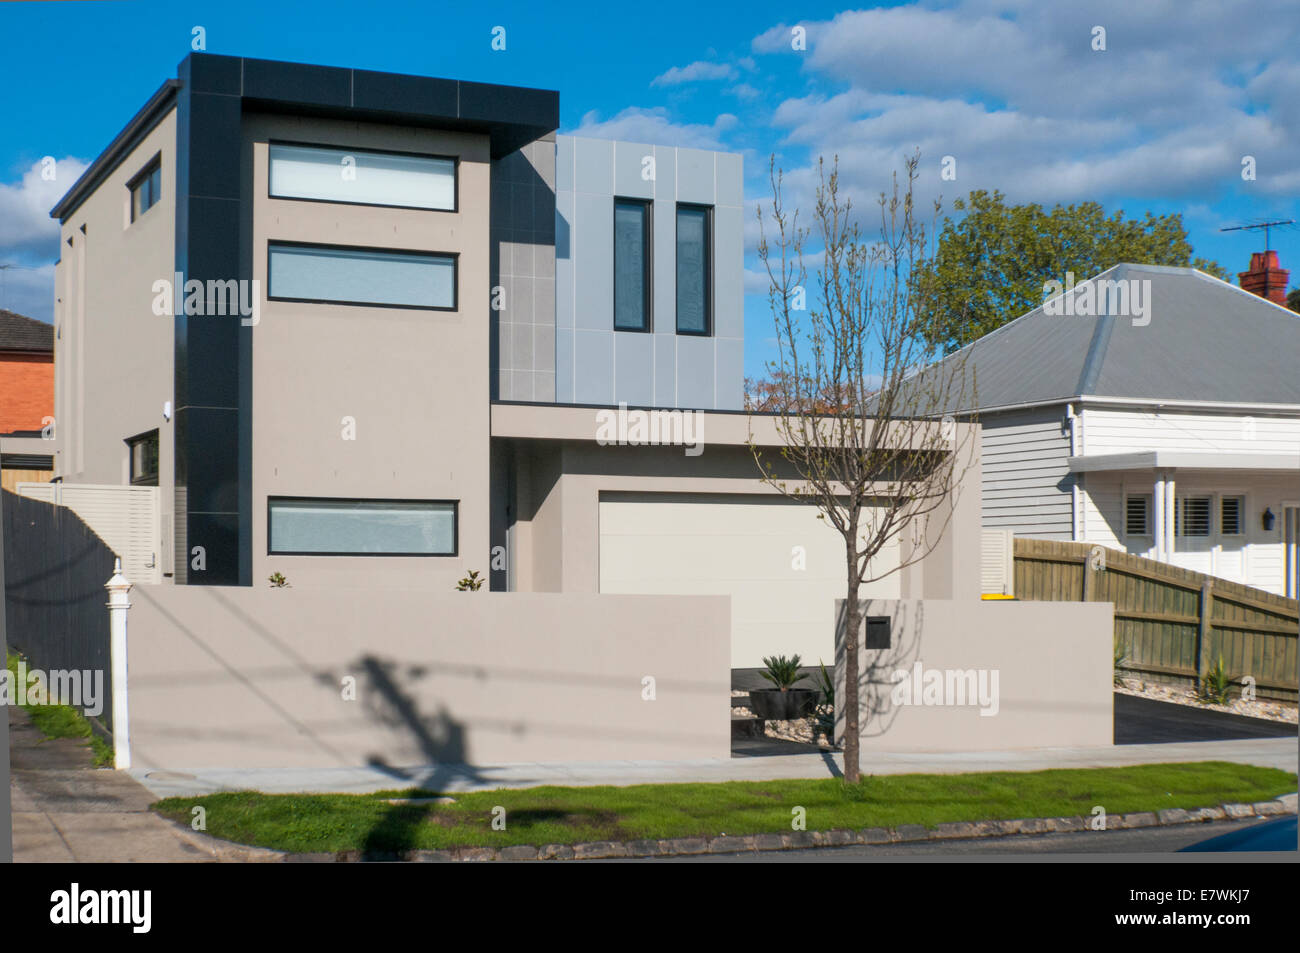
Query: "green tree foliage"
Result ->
[[915, 191, 1229, 352], [1287, 287, 1300, 314]]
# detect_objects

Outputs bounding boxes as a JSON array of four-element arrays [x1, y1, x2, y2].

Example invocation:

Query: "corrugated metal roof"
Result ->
[[947, 264, 1300, 410]]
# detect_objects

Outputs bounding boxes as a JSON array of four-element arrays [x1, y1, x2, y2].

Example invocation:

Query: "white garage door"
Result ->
[[599, 492, 900, 667]]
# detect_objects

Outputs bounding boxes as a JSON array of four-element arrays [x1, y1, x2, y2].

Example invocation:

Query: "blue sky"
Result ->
[[2, 0, 1296, 380]]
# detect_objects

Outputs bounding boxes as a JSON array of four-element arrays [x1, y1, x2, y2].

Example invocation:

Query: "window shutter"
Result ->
[[1221, 496, 1243, 535], [1178, 496, 1211, 537], [1125, 495, 1150, 536]]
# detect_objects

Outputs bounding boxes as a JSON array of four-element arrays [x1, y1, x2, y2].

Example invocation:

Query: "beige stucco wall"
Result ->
[[245, 114, 492, 591], [836, 598, 1114, 751], [126, 585, 730, 770], [498, 412, 983, 605], [53, 107, 177, 573]]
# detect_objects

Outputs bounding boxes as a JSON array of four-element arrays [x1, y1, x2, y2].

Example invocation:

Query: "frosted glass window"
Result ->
[[269, 144, 455, 210], [676, 204, 711, 334], [268, 243, 455, 309], [614, 199, 651, 331], [269, 498, 457, 555]]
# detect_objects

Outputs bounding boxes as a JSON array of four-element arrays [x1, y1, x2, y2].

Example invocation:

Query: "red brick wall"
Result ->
[[0, 351, 54, 433]]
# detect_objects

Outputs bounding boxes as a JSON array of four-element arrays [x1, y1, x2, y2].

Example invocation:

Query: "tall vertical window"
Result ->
[[676, 204, 711, 335], [129, 158, 162, 222], [1220, 495, 1244, 536], [127, 430, 159, 486], [614, 199, 651, 331]]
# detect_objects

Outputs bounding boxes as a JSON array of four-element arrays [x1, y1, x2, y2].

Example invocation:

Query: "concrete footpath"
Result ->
[[133, 736, 1298, 799], [8, 706, 218, 862]]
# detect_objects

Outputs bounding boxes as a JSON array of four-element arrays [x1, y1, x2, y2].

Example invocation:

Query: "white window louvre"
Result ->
[[1125, 495, 1150, 536], [1177, 496, 1211, 537]]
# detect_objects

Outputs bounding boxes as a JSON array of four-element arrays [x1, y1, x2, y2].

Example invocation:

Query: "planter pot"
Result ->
[[749, 688, 819, 721]]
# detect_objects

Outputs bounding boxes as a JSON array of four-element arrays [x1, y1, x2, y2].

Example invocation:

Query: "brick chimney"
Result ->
[[1238, 250, 1289, 305]]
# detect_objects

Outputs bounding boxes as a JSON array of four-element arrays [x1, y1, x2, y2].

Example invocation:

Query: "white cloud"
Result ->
[[651, 61, 737, 87], [0, 262, 55, 323], [0, 156, 87, 259], [568, 107, 738, 151], [749, 0, 1300, 212]]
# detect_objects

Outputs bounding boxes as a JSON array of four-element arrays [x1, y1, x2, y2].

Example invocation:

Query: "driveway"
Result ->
[[1114, 694, 1297, 745]]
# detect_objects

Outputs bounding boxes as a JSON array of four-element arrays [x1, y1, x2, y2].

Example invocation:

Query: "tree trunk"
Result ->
[[843, 554, 861, 785]]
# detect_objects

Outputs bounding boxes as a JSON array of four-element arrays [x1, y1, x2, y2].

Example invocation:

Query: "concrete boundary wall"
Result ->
[[126, 587, 730, 771], [836, 599, 1114, 752]]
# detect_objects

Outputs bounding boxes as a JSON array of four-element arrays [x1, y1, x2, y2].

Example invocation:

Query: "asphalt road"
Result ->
[[1113, 694, 1297, 745], [630, 817, 1294, 860], [733, 693, 1296, 757]]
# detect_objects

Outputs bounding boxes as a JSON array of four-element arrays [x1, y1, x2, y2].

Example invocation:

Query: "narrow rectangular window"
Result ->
[[269, 143, 456, 211], [1124, 495, 1150, 536], [1220, 495, 1244, 536], [268, 498, 457, 556], [129, 157, 162, 222], [676, 204, 711, 335], [268, 242, 456, 310], [614, 199, 651, 331], [127, 430, 159, 486]]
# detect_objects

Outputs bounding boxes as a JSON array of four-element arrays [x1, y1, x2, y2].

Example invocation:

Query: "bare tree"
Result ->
[[749, 153, 976, 784]]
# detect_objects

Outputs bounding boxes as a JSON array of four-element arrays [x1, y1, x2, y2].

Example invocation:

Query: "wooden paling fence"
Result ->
[[1014, 538, 1299, 703]]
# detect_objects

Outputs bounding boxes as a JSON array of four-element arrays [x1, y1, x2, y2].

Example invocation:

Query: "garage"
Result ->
[[598, 492, 900, 667]]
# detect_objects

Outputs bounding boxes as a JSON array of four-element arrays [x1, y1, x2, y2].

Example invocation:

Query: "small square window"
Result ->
[[1125, 495, 1151, 536], [127, 430, 159, 486]]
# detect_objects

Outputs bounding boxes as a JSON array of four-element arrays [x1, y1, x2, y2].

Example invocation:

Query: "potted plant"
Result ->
[[749, 654, 819, 720]]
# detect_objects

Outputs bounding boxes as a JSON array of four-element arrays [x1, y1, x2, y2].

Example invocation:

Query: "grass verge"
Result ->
[[151, 761, 1296, 853], [5, 651, 114, 767]]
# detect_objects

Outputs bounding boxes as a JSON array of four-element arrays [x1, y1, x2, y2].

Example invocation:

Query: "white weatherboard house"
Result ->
[[951, 261, 1300, 597]]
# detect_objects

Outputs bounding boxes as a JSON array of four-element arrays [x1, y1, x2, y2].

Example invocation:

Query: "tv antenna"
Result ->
[[1219, 219, 1294, 252]]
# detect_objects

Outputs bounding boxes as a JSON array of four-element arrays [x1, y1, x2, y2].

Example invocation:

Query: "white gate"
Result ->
[[16, 482, 161, 584]]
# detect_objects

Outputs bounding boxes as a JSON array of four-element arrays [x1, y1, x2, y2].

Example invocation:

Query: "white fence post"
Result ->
[[105, 559, 133, 770]]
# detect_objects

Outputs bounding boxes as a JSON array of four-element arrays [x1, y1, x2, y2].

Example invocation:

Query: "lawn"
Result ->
[[5, 650, 114, 767], [151, 761, 1296, 853]]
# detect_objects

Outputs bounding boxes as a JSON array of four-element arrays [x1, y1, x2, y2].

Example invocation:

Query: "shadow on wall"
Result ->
[[354, 654, 490, 855], [836, 600, 925, 741]]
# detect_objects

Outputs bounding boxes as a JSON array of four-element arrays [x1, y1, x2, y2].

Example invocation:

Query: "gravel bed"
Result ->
[[1114, 678, 1297, 724]]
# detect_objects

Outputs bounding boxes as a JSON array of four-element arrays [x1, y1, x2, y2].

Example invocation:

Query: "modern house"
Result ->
[[952, 258, 1300, 597], [44, 52, 976, 667], [0, 308, 55, 493]]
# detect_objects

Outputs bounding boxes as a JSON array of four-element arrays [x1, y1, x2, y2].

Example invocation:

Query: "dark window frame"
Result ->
[[266, 140, 460, 214], [613, 197, 653, 332], [266, 240, 459, 312], [674, 202, 713, 336], [267, 496, 460, 557], [127, 154, 163, 223], [126, 429, 160, 486]]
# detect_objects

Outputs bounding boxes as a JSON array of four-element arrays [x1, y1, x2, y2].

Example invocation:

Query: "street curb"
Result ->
[[160, 795, 1298, 862]]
